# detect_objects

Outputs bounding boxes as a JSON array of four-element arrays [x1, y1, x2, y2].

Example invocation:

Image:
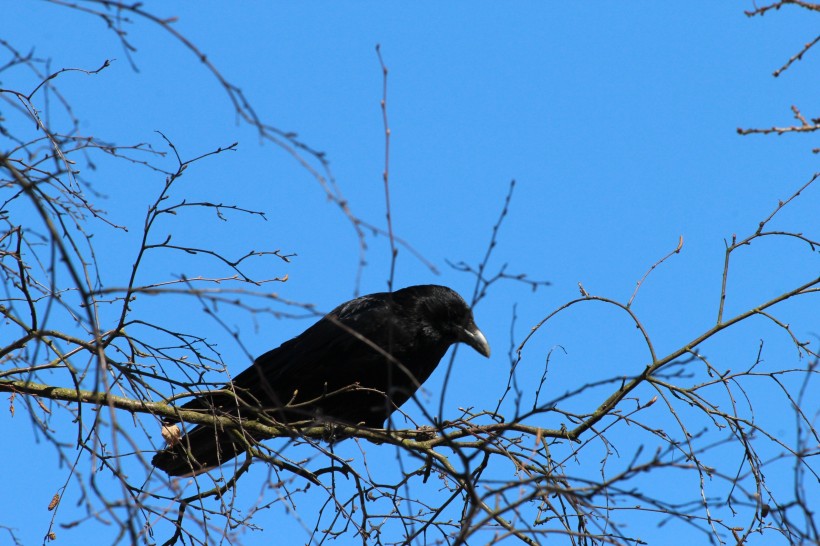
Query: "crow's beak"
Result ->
[[459, 322, 491, 358]]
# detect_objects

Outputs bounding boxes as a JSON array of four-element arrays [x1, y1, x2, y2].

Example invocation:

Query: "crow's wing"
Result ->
[[177, 292, 412, 419]]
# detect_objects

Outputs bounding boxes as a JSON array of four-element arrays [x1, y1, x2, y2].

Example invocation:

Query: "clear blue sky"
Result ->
[[4, 2, 819, 545]]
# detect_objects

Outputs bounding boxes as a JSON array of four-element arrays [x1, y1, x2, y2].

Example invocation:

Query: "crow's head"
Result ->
[[398, 285, 491, 358]]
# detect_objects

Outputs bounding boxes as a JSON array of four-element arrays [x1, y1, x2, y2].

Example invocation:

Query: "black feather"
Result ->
[[151, 284, 490, 476]]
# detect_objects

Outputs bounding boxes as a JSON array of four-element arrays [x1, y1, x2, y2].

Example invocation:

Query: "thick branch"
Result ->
[[0, 378, 565, 449]]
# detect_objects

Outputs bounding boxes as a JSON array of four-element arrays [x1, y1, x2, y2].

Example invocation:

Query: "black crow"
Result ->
[[152, 284, 490, 476]]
